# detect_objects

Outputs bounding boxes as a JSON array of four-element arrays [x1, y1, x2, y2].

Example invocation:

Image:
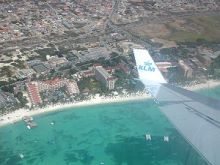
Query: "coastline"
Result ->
[[1, 79, 220, 128], [0, 92, 150, 127], [183, 79, 220, 91]]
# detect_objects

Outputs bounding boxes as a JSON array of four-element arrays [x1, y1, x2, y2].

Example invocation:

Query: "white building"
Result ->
[[94, 66, 116, 90]]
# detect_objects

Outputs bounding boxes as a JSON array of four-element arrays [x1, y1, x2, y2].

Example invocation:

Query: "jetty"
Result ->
[[22, 116, 37, 129]]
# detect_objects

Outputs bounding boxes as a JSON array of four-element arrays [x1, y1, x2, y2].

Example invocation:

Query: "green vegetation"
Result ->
[[0, 66, 13, 77], [64, 31, 79, 37], [211, 56, 220, 68], [209, 55, 220, 78], [166, 15, 220, 43], [0, 81, 8, 87], [66, 53, 78, 62], [0, 14, 6, 19], [0, 60, 13, 63], [75, 46, 88, 51], [76, 52, 128, 71], [3, 52, 13, 57], [113, 70, 142, 92], [69, 68, 78, 74], [35, 46, 71, 61], [159, 47, 189, 60], [58, 64, 72, 71], [114, 70, 127, 80], [74, 22, 86, 28], [76, 61, 93, 70], [47, 43, 55, 48], [214, 69, 220, 78], [58, 46, 71, 55], [78, 78, 106, 93], [168, 67, 183, 83], [1, 84, 14, 93], [11, 60, 26, 69], [35, 48, 57, 60], [15, 92, 28, 107]]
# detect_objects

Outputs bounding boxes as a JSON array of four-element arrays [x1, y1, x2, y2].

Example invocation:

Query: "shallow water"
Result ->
[[0, 86, 220, 165]]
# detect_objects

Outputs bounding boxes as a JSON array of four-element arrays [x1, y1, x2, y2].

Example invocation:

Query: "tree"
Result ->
[[1, 85, 14, 93], [15, 92, 28, 107]]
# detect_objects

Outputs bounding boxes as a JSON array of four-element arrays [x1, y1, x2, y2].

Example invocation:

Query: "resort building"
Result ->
[[26, 82, 42, 105], [156, 62, 177, 76], [81, 70, 95, 78], [26, 78, 79, 105], [47, 56, 68, 67], [0, 90, 18, 109], [94, 66, 116, 90], [38, 78, 67, 91], [178, 60, 193, 78], [65, 81, 80, 95], [197, 55, 212, 67], [81, 64, 117, 90]]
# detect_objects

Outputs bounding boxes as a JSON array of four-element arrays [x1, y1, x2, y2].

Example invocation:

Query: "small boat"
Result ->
[[50, 122, 55, 125], [27, 125, 31, 130], [164, 136, 169, 142], [19, 153, 24, 159], [145, 134, 151, 141], [100, 162, 104, 165]]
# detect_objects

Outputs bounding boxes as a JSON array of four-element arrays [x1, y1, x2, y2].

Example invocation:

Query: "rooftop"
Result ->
[[95, 66, 112, 79]]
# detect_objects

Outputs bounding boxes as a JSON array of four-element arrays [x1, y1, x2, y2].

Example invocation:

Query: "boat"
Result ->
[[164, 136, 169, 142], [145, 134, 151, 141], [19, 153, 24, 159], [27, 125, 31, 129]]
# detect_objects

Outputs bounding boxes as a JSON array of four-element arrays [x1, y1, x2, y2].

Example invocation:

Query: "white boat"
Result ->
[[27, 125, 31, 130], [145, 134, 151, 141], [19, 153, 24, 159], [164, 136, 169, 142]]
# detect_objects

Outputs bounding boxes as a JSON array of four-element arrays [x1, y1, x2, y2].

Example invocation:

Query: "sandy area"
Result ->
[[183, 79, 220, 91], [1, 79, 220, 128], [0, 92, 150, 127]]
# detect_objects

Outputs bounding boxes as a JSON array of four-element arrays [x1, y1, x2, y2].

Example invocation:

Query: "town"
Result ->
[[0, 0, 220, 114]]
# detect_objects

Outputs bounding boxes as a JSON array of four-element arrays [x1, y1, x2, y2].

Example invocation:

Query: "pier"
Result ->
[[22, 116, 37, 129]]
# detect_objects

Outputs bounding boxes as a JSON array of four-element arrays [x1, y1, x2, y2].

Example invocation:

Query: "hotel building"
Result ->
[[94, 66, 116, 90], [26, 78, 79, 105]]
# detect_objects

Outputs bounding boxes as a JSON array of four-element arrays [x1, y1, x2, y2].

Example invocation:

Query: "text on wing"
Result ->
[[138, 61, 156, 72]]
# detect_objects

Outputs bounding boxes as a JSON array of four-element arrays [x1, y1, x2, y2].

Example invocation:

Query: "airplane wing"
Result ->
[[133, 48, 220, 165]]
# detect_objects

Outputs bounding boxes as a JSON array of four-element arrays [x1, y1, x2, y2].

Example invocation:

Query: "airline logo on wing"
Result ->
[[133, 48, 167, 84], [138, 61, 156, 72]]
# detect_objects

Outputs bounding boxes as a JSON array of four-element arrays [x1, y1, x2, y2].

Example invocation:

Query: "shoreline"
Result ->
[[0, 92, 151, 127], [183, 79, 220, 91], [1, 79, 220, 128]]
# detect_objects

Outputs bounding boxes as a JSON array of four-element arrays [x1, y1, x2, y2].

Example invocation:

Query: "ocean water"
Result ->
[[0, 86, 220, 165]]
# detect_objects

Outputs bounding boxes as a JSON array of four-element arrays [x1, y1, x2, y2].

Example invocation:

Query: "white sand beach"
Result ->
[[1, 79, 220, 127], [184, 79, 220, 91], [0, 92, 150, 127]]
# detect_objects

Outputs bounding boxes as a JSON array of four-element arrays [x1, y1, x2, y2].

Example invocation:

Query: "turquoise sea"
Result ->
[[0, 86, 220, 165]]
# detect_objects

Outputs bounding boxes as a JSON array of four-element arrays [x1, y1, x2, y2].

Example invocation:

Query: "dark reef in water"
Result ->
[[105, 133, 208, 165], [64, 149, 94, 165]]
